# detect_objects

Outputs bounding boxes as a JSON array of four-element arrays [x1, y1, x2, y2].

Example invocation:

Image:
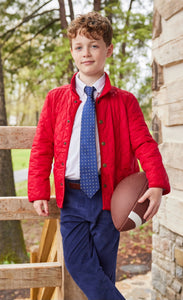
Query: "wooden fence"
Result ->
[[0, 126, 87, 300]]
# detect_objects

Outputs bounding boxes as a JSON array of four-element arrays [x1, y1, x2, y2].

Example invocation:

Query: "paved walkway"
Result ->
[[116, 272, 152, 300], [14, 168, 28, 183]]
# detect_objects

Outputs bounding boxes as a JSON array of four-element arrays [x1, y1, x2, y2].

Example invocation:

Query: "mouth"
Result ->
[[82, 61, 94, 65]]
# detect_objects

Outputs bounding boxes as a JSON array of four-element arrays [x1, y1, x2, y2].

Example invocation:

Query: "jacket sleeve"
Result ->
[[125, 93, 170, 195], [28, 92, 54, 202]]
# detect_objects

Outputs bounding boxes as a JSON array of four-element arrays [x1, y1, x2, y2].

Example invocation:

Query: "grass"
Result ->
[[16, 181, 28, 196], [11, 149, 30, 196], [11, 149, 31, 171], [11, 149, 54, 196]]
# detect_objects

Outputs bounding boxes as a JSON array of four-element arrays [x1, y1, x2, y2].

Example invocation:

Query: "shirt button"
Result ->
[[99, 120, 103, 124], [74, 100, 77, 103], [103, 184, 107, 188], [67, 120, 70, 123], [64, 142, 67, 145], [60, 183, 63, 186], [101, 142, 105, 146], [103, 163, 107, 168], [61, 162, 64, 166]]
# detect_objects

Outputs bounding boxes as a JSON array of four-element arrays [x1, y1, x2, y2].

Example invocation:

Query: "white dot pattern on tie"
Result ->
[[80, 86, 100, 198]]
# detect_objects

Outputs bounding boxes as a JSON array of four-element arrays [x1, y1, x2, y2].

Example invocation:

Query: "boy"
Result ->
[[28, 12, 170, 300]]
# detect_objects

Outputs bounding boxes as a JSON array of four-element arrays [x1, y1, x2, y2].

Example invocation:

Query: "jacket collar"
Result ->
[[70, 72, 112, 100]]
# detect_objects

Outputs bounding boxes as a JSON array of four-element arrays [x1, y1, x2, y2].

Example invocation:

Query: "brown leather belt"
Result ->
[[66, 176, 101, 190], [67, 182, 81, 190]]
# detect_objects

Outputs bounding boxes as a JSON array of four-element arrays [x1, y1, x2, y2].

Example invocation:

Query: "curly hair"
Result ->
[[67, 12, 113, 47]]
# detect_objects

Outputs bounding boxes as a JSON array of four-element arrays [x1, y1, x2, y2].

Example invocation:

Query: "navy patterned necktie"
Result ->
[[80, 86, 100, 198]]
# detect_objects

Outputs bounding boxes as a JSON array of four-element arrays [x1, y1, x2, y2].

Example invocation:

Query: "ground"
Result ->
[[0, 220, 152, 300]]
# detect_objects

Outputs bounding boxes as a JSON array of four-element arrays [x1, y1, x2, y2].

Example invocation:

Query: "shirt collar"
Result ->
[[75, 73, 106, 100]]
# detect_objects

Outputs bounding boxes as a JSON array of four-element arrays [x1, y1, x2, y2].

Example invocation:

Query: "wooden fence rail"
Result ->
[[0, 262, 62, 290], [0, 197, 59, 220], [0, 126, 36, 149]]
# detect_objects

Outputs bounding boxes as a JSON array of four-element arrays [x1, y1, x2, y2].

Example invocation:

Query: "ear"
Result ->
[[106, 44, 113, 58]]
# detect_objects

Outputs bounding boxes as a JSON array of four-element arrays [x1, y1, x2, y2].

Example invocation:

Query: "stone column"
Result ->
[[152, 1, 183, 299]]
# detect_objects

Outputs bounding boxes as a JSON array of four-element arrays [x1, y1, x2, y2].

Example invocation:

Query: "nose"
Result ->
[[83, 46, 91, 57]]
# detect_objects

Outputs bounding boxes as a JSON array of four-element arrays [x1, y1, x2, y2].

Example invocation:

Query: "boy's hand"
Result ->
[[138, 187, 163, 221], [33, 200, 49, 217]]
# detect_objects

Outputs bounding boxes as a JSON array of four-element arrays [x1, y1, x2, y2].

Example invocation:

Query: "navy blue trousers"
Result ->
[[60, 179, 126, 300]]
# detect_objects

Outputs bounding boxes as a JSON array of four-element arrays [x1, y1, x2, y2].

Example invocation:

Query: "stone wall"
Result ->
[[152, 0, 183, 299]]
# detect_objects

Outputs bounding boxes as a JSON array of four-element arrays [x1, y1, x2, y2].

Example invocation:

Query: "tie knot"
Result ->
[[84, 86, 95, 98]]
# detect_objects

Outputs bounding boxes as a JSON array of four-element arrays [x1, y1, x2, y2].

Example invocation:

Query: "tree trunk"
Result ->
[[57, 0, 74, 82], [94, 0, 101, 11], [0, 47, 28, 263], [121, 0, 135, 56], [68, 0, 74, 20], [58, 0, 68, 31]]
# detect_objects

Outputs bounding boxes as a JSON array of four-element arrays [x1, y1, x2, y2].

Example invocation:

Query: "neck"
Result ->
[[78, 72, 104, 86]]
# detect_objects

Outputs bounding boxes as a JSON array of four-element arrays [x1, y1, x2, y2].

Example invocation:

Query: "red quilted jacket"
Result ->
[[28, 73, 170, 210]]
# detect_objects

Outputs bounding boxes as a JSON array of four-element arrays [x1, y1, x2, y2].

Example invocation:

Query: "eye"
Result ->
[[91, 44, 98, 48], [75, 46, 82, 51]]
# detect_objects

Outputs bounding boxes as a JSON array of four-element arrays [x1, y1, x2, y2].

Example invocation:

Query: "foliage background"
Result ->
[[1, 0, 153, 127]]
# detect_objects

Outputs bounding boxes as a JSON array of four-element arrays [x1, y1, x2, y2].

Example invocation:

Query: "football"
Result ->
[[111, 172, 150, 232]]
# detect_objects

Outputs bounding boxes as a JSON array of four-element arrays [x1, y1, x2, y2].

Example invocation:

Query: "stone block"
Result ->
[[152, 78, 183, 106], [152, 234, 161, 252], [152, 37, 183, 67], [153, 10, 183, 47], [155, 0, 183, 20], [172, 279, 182, 293], [151, 290, 162, 300], [176, 266, 183, 279], [152, 263, 167, 295], [158, 257, 175, 275], [162, 125, 183, 144], [157, 192, 183, 236], [152, 60, 164, 91], [154, 101, 183, 127], [175, 248, 183, 267], [161, 10, 183, 42], [166, 101, 183, 126], [166, 287, 176, 300], [159, 226, 176, 241], [153, 216, 160, 233], [159, 142, 183, 170], [166, 167, 183, 191], [176, 237, 183, 248], [164, 63, 183, 85], [152, 249, 158, 264], [166, 80, 183, 103], [151, 290, 157, 300], [153, 9, 162, 39]]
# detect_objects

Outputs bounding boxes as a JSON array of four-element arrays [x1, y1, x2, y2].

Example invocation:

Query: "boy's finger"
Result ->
[[43, 201, 49, 216], [138, 190, 149, 203], [143, 199, 159, 220], [33, 201, 47, 216]]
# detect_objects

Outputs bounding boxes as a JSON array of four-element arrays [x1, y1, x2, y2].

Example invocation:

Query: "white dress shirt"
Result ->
[[65, 73, 105, 179]]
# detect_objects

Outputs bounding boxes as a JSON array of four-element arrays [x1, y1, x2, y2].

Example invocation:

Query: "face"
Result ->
[[71, 34, 113, 85]]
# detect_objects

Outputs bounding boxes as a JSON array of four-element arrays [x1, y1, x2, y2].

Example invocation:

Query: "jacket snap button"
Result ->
[[99, 120, 103, 124], [103, 163, 107, 168], [104, 184, 107, 188], [64, 142, 67, 145], [60, 183, 63, 186], [67, 120, 70, 123], [61, 162, 64, 166], [101, 142, 105, 146]]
